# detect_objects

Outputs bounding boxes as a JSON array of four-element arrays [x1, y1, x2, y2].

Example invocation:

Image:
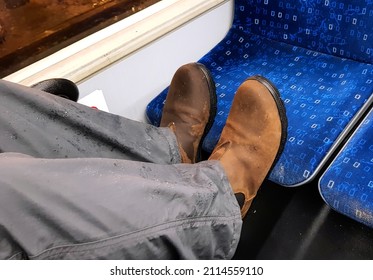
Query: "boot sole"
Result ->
[[247, 75, 288, 172], [195, 63, 217, 162]]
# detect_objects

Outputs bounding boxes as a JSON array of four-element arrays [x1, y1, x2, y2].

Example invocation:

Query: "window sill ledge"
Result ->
[[5, 0, 229, 86]]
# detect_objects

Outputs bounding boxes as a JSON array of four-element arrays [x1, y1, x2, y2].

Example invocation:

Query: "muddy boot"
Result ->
[[209, 76, 288, 218], [160, 62, 217, 163], [5, 0, 29, 9]]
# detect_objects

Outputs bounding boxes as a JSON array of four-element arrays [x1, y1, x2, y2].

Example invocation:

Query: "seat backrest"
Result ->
[[233, 0, 373, 64]]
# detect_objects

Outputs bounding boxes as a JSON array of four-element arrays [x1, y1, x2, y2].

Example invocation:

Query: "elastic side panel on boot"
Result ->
[[319, 108, 373, 229], [146, 0, 373, 186]]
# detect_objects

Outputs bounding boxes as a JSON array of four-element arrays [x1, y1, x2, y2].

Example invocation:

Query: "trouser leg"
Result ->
[[0, 153, 242, 260], [0, 80, 180, 164]]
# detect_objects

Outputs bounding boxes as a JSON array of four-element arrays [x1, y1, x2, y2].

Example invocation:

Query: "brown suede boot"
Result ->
[[160, 63, 217, 163], [209, 75, 288, 217]]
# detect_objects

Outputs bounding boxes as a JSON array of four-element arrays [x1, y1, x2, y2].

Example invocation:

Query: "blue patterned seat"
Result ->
[[319, 108, 373, 228], [146, 0, 373, 186]]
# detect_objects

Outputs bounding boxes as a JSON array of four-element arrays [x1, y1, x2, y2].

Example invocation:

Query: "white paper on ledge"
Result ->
[[78, 89, 109, 112]]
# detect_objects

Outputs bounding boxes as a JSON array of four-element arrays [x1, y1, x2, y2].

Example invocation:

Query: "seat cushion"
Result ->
[[319, 108, 373, 228], [233, 0, 373, 64], [146, 27, 373, 186]]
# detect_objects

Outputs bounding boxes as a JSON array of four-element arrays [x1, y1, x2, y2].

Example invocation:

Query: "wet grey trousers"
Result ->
[[0, 80, 242, 260]]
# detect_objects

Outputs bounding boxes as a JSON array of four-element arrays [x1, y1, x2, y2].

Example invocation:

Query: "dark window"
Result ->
[[0, 0, 160, 77]]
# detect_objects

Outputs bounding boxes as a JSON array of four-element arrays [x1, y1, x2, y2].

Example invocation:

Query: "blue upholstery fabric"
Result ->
[[234, 0, 373, 64], [146, 0, 373, 186], [319, 108, 373, 228]]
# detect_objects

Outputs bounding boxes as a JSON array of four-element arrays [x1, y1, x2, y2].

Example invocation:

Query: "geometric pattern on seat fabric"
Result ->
[[146, 0, 373, 186]]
